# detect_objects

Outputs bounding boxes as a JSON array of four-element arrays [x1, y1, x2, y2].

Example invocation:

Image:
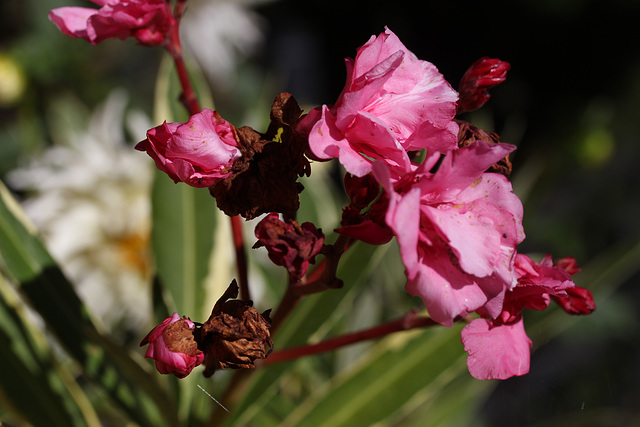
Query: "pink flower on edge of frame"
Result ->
[[374, 141, 525, 326], [140, 313, 205, 378], [299, 27, 459, 177], [136, 109, 241, 188], [49, 0, 174, 46], [461, 254, 578, 380]]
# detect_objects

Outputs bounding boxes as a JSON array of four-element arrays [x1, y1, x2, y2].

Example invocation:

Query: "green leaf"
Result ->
[[0, 180, 179, 426], [279, 326, 470, 427], [150, 169, 218, 319], [0, 275, 94, 427]]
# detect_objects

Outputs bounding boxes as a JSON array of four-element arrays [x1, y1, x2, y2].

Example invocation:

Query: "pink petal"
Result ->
[[335, 50, 404, 129], [417, 141, 517, 203], [308, 105, 372, 176], [421, 200, 502, 278], [48, 7, 98, 41], [407, 251, 490, 326], [343, 111, 411, 172], [461, 317, 532, 380], [404, 119, 459, 153]]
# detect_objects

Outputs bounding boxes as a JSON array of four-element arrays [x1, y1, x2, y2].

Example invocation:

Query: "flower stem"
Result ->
[[230, 215, 250, 301], [261, 310, 439, 366], [163, 11, 250, 301], [270, 234, 353, 334]]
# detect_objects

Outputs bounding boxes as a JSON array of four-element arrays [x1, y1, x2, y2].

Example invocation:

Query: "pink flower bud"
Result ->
[[140, 313, 204, 378], [136, 109, 241, 188], [458, 57, 510, 114]]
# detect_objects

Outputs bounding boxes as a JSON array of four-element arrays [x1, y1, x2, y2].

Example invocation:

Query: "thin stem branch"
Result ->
[[269, 235, 353, 335], [230, 215, 250, 301], [261, 310, 440, 366], [163, 12, 250, 302]]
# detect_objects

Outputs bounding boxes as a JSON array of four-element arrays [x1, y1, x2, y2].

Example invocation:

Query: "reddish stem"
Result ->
[[269, 235, 353, 335], [230, 215, 250, 301], [164, 24, 200, 115], [261, 311, 440, 366], [163, 7, 250, 301]]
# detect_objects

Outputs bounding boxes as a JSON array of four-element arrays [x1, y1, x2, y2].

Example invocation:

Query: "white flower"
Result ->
[[180, 0, 274, 86], [7, 90, 154, 336]]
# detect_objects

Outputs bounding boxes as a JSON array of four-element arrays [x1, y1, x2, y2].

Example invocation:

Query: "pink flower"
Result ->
[[375, 141, 524, 326], [136, 109, 241, 188], [140, 313, 205, 378], [299, 27, 459, 177], [49, 0, 174, 46], [461, 254, 576, 380], [457, 57, 510, 114]]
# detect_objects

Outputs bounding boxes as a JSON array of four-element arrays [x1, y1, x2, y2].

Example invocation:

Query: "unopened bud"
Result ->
[[458, 57, 510, 114]]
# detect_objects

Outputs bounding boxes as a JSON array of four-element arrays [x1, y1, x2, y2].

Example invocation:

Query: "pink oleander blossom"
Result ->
[[136, 109, 241, 188], [299, 27, 459, 177], [374, 141, 524, 326], [461, 254, 576, 380], [49, 0, 174, 46], [140, 313, 205, 378]]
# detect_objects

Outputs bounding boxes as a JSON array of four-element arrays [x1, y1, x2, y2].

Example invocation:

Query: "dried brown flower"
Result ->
[[210, 92, 310, 219], [199, 281, 273, 377]]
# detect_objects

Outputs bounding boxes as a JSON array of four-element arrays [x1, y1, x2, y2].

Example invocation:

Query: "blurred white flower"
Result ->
[[7, 90, 154, 336], [180, 0, 274, 86]]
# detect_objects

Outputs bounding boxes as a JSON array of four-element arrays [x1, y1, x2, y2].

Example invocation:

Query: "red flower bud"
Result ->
[[458, 57, 510, 114], [555, 256, 582, 275], [552, 286, 596, 315], [140, 313, 204, 378]]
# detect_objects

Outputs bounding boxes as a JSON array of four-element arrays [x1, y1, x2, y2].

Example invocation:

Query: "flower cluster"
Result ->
[[49, 1, 595, 383], [296, 27, 595, 379], [135, 26, 594, 380]]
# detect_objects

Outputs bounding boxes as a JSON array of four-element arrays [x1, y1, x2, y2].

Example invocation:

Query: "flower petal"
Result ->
[[461, 317, 532, 380]]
